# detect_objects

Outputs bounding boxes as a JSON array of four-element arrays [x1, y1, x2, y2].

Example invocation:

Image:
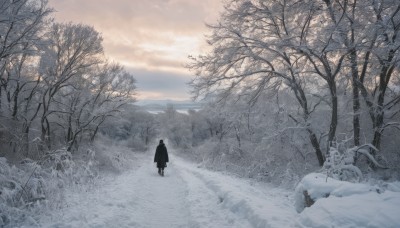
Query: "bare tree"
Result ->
[[189, 0, 400, 166], [324, 0, 400, 152], [38, 23, 103, 150], [0, 0, 51, 110], [189, 0, 328, 165], [359, 1, 400, 151], [87, 62, 136, 143], [0, 0, 51, 158]]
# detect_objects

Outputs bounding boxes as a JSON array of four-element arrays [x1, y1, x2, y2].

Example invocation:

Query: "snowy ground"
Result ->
[[34, 151, 400, 228], [37, 152, 297, 228]]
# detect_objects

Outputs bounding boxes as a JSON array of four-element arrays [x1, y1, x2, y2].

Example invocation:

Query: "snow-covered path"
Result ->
[[40, 153, 297, 228]]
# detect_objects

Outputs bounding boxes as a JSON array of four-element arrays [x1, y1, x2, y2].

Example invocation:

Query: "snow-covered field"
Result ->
[[35, 151, 400, 228]]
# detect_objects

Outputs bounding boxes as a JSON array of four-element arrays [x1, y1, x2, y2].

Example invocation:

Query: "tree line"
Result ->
[[0, 0, 136, 161]]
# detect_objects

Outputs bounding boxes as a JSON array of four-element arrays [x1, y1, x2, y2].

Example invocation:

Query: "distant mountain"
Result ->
[[136, 99, 203, 113], [136, 99, 193, 106]]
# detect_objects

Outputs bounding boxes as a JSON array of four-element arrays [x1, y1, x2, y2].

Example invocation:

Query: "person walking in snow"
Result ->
[[154, 139, 169, 176]]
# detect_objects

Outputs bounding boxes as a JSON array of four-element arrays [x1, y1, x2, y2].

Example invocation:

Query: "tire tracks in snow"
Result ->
[[174, 156, 297, 228]]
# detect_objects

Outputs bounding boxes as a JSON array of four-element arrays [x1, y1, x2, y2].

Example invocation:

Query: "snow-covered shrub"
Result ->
[[324, 145, 363, 182], [190, 140, 225, 168], [324, 143, 388, 182], [92, 140, 140, 173], [0, 147, 102, 227], [0, 157, 49, 226]]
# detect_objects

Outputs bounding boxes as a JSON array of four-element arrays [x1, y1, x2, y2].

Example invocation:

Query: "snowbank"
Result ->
[[295, 173, 400, 227]]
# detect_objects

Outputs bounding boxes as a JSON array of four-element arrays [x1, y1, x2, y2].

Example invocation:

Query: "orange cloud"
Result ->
[[48, 0, 223, 99]]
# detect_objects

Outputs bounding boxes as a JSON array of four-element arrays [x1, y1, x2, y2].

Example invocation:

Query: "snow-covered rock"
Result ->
[[295, 173, 400, 227]]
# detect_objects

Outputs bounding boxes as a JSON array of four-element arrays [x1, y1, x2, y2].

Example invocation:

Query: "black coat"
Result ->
[[154, 143, 169, 168]]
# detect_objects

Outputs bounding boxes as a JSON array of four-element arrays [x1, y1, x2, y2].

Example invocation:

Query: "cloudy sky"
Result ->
[[48, 0, 223, 101]]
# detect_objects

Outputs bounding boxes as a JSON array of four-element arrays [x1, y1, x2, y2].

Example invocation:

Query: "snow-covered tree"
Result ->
[[189, 0, 400, 168], [188, 0, 329, 165], [0, 0, 52, 158]]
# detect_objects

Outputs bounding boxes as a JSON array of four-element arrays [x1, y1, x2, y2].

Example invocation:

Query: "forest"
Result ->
[[1, 0, 400, 227]]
